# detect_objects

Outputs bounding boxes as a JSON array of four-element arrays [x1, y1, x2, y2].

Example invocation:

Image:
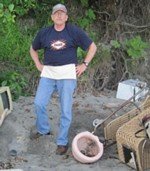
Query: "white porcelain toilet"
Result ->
[[72, 131, 104, 163]]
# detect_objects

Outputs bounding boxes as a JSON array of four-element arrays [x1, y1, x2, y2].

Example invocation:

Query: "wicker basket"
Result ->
[[116, 107, 150, 171], [104, 96, 150, 141]]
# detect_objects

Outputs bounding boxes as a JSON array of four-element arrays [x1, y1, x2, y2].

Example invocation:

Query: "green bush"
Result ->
[[0, 71, 27, 100], [125, 36, 148, 59], [0, 19, 34, 68]]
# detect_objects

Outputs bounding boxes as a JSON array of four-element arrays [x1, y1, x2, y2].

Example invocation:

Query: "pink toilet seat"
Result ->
[[72, 131, 104, 163]]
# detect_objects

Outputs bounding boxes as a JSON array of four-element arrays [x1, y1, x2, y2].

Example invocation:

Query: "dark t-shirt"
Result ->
[[32, 23, 92, 66]]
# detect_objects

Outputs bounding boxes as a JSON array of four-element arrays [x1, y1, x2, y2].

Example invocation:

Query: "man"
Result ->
[[30, 3, 97, 155]]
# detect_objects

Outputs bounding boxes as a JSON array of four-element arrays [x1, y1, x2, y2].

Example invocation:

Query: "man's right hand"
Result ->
[[36, 63, 44, 72], [30, 46, 44, 72]]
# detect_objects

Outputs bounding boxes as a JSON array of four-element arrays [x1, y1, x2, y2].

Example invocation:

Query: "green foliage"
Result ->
[[0, 71, 27, 100], [77, 48, 86, 62], [110, 40, 121, 49], [80, 0, 89, 7], [125, 36, 148, 59], [0, 3, 16, 23], [100, 43, 111, 61], [0, 0, 36, 20], [86, 9, 96, 20], [110, 36, 148, 59], [14, 0, 36, 16], [59, 0, 65, 3], [0, 20, 33, 68], [108, 36, 149, 76], [77, 9, 96, 29]]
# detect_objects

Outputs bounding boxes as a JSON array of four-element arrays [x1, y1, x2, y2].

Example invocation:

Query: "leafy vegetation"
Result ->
[[0, 71, 27, 100], [125, 36, 148, 59]]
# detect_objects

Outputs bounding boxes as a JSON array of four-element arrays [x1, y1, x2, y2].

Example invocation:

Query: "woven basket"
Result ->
[[104, 96, 150, 141], [116, 107, 150, 171]]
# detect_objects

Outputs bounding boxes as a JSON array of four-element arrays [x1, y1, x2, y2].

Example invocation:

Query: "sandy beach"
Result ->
[[0, 90, 144, 171]]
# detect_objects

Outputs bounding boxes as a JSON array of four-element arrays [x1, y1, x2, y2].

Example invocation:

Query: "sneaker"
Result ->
[[30, 132, 50, 140], [56, 145, 68, 155]]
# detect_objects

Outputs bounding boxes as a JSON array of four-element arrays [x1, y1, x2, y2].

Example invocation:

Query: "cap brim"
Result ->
[[52, 9, 67, 14]]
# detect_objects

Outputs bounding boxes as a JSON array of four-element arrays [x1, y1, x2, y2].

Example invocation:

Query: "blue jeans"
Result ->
[[34, 77, 77, 146]]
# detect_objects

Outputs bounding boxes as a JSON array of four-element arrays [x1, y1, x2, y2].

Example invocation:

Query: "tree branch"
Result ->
[[120, 22, 150, 28]]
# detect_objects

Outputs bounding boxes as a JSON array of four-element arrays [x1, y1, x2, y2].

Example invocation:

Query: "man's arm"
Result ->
[[76, 42, 97, 77], [30, 46, 44, 72]]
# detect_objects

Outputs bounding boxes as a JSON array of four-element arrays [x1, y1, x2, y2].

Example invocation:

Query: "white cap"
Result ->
[[52, 4, 67, 14]]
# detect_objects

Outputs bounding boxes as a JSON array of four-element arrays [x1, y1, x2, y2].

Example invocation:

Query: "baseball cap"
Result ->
[[52, 4, 67, 14]]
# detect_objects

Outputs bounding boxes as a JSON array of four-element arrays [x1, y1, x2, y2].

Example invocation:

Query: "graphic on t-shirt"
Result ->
[[50, 39, 66, 50]]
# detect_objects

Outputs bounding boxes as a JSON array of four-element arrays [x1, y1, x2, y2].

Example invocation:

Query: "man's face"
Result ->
[[51, 10, 68, 25]]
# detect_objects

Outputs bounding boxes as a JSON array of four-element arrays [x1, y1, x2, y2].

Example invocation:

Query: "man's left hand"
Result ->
[[76, 64, 87, 77]]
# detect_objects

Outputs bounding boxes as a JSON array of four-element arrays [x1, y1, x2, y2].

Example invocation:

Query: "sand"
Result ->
[[0, 90, 140, 171]]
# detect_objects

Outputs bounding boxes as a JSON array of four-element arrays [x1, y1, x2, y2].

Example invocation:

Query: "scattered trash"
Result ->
[[9, 150, 17, 157], [0, 161, 14, 170], [116, 79, 148, 101]]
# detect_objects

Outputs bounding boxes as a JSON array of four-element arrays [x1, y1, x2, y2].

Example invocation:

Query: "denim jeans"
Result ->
[[34, 77, 77, 146]]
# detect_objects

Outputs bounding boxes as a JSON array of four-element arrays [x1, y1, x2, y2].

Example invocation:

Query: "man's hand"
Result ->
[[76, 42, 97, 76], [30, 46, 44, 72], [76, 63, 87, 77], [36, 63, 44, 72]]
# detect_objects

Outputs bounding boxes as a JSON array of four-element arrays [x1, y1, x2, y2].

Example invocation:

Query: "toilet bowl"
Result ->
[[72, 131, 103, 163]]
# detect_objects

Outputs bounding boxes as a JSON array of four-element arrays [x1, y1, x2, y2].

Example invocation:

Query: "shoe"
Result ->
[[30, 132, 50, 140], [56, 145, 68, 155]]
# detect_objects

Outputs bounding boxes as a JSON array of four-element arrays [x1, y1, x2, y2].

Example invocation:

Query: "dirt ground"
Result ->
[[0, 89, 147, 171]]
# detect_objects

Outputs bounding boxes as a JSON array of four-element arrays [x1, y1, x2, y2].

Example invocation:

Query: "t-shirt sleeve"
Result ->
[[32, 29, 43, 50], [74, 26, 93, 51]]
